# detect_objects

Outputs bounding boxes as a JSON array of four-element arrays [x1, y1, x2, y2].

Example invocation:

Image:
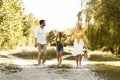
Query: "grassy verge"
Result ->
[[90, 64, 120, 80], [88, 53, 120, 61], [0, 55, 8, 58], [11, 48, 70, 60], [0, 55, 13, 64], [88, 52, 120, 80], [49, 64, 72, 69]]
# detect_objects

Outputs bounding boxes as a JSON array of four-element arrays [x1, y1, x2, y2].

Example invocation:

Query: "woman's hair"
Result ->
[[57, 31, 62, 38]]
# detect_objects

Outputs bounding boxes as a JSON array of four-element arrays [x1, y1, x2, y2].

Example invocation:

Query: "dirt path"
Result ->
[[0, 51, 103, 80]]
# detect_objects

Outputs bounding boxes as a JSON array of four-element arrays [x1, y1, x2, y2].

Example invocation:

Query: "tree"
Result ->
[[21, 13, 39, 46], [79, 0, 120, 54], [0, 0, 39, 50], [0, 0, 23, 49]]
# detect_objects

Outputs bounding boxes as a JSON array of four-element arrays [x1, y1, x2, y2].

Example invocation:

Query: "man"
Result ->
[[35, 20, 47, 67]]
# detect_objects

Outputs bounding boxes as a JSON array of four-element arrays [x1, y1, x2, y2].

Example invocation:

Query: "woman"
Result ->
[[70, 21, 87, 68], [56, 31, 64, 66]]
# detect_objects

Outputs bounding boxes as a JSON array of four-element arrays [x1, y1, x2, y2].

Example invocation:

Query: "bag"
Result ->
[[83, 50, 88, 58]]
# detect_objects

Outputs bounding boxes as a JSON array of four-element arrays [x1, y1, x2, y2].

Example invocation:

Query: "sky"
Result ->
[[23, 0, 82, 31]]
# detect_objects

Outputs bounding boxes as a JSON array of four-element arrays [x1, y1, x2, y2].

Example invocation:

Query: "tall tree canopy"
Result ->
[[78, 0, 120, 54], [0, 0, 38, 50]]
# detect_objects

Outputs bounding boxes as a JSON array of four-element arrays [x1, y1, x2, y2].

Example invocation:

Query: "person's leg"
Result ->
[[56, 52, 60, 65], [37, 44, 42, 65], [59, 52, 62, 65], [79, 54, 82, 67], [57, 44, 61, 65], [75, 55, 79, 68], [42, 45, 47, 64]]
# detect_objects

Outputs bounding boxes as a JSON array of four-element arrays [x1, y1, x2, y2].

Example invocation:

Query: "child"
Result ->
[[56, 31, 64, 66]]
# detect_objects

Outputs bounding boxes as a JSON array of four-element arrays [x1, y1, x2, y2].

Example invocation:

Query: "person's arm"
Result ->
[[61, 38, 65, 45], [34, 29, 38, 47], [35, 38, 37, 47], [83, 32, 88, 49], [66, 28, 75, 37]]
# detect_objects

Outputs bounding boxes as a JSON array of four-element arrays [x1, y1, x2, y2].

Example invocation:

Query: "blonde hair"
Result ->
[[76, 21, 82, 30]]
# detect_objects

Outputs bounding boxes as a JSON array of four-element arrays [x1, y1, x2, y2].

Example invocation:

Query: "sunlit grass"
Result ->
[[88, 53, 120, 61], [11, 47, 70, 60], [90, 64, 120, 80], [88, 52, 120, 80], [0, 55, 13, 64], [0, 55, 8, 58], [12, 51, 38, 59], [49, 64, 72, 69]]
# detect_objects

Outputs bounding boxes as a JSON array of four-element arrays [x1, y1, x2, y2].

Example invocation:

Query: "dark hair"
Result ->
[[39, 20, 45, 25], [58, 32, 62, 38]]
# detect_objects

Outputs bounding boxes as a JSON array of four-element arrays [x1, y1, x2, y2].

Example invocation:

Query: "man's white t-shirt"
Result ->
[[35, 27, 46, 44]]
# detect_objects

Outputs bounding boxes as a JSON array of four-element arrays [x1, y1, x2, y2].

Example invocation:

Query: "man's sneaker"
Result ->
[[35, 64, 43, 68], [42, 63, 47, 67]]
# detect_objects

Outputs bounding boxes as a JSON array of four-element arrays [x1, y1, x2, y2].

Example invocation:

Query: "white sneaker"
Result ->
[[42, 63, 47, 67], [35, 64, 43, 68]]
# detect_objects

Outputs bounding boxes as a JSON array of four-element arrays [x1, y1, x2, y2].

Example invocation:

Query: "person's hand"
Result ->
[[34, 43, 38, 48], [66, 34, 70, 37], [84, 45, 87, 49]]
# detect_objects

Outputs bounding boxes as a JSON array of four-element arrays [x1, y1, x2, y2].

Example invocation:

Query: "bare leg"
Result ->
[[75, 55, 79, 68], [56, 52, 60, 65], [59, 52, 62, 65], [79, 54, 82, 68]]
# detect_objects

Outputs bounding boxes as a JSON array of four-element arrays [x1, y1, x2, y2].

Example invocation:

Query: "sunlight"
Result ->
[[23, 0, 81, 31], [88, 61, 120, 67]]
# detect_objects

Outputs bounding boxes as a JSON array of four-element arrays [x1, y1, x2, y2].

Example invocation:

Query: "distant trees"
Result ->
[[47, 30, 57, 46], [47, 29, 73, 46], [0, 0, 38, 50], [1, 0, 119, 55], [78, 0, 120, 54]]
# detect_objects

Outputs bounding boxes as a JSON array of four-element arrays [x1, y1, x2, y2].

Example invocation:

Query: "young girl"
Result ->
[[56, 32, 64, 66]]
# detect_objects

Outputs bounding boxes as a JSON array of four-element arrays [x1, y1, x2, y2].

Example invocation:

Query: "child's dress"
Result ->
[[56, 37, 63, 52]]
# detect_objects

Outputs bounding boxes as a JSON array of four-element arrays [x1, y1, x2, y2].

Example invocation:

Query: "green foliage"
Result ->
[[47, 29, 73, 46], [79, 0, 120, 54], [0, 0, 38, 50], [11, 48, 70, 60], [88, 53, 120, 61], [47, 30, 57, 46], [90, 64, 120, 80], [21, 13, 38, 46]]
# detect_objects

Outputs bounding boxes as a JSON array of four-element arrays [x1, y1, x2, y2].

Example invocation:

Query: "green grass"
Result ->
[[11, 48, 70, 60], [12, 51, 38, 59], [90, 64, 120, 80], [0, 55, 8, 58], [88, 54, 120, 61], [49, 64, 72, 69], [88, 53, 120, 80]]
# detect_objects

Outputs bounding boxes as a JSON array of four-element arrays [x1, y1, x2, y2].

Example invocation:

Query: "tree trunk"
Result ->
[[118, 47, 120, 55], [109, 47, 114, 54]]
